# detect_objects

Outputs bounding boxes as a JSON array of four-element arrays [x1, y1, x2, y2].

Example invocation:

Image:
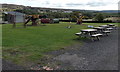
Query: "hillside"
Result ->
[[1, 3, 119, 13], [99, 10, 118, 13]]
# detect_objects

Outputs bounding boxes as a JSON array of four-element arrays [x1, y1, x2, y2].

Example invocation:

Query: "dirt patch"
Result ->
[[29, 43, 83, 70], [3, 49, 24, 56]]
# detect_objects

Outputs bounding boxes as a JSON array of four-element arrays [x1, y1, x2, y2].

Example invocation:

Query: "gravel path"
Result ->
[[52, 29, 118, 70], [2, 59, 25, 70]]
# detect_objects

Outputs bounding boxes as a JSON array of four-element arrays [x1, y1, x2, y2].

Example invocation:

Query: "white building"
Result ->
[[63, 11, 73, 13], [4, 11, 26, 23]]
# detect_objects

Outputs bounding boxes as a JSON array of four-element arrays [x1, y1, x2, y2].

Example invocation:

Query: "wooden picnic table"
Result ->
[[93, 27, 105, 32], [81, 29, 97, 32], [93, 27, 105, 30], [99, 25, 108, 28], [81, 29, 97, 35], [93, 26, 111, 35], [107, 24, 115, 26], [80, 29, 103, 41]]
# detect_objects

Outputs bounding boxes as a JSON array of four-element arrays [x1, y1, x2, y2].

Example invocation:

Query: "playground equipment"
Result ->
[[24, 15, 40, 27], [3, 12, 59, 28], [3, 12, 41, 28], [75, 13, 84, 25]]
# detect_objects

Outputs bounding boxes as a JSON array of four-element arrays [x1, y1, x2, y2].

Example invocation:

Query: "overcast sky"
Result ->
[[0, 0, 119, 10]]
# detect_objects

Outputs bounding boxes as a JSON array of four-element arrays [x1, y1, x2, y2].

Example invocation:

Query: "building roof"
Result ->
[[4, 11, 26, 16]]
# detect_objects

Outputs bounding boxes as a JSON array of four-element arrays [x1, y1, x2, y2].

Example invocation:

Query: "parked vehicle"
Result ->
[[41, 18, 51, 23], [41, 18, 59, 24]]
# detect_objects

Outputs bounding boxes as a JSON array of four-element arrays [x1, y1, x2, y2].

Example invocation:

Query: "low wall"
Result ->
[[59, 20, 118, 23]]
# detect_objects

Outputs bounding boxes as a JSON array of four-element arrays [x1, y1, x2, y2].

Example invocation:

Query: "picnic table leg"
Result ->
[[91, 37, 95, 41], [97, 36, 100, 40], [91, 36, 100, 41], [105, 33, 108, 36], [91, 38, 94, 41]]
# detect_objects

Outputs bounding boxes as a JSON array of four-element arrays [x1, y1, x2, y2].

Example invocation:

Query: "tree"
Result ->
[[14, 9, 39, 15], [70, 11, 81, 21], [94, 13, 104, 21], [82, 12, 94, 19]]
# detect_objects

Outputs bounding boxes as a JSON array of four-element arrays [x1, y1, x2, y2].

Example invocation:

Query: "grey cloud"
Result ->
[[42, 1, 50, 5], [50, 3, 63, 7], [45, 1, 50, 4], [56, 5, 62, 7], [66, 2, 108, 7], [66, 3, 84, 6], [41, 1, 62, 7], [86, 2, 107, 7], [41, 1, 111, 8]]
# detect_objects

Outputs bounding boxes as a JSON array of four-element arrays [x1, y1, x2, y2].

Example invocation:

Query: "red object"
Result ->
[[41, 18, 51, 23]]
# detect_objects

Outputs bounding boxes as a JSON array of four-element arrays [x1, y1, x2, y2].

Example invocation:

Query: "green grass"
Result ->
[[0, 25, 2, 58], [2, 22, 119, 65]]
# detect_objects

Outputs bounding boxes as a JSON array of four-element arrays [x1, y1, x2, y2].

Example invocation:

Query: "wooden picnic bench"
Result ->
[[75, 29, 103, 41], [75, 24, 117, 41]]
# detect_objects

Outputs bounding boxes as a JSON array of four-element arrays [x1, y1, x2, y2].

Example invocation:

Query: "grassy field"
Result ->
[[0, 25, 2, 58], [2, 22, 119, 66]]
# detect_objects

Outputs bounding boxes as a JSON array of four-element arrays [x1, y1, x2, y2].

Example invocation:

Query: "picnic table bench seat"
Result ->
[[91, 34, 101, 41], [106, 28, 113, 31], [91, 34, 99, 37], [91, 33, 103, 41], [103, 30, 111, 36], [112, 26, 117, 30], [75, 31, 103, 41], [95, 33, 103, 36], [103, 31, 111, 33], [75, 32, 82, 36]]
